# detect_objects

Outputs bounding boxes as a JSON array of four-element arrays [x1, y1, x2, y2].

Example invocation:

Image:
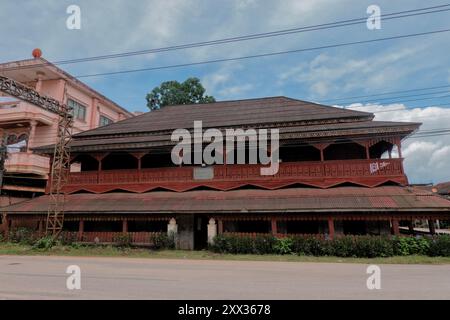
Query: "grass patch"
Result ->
[[1, 243, 450, 264]]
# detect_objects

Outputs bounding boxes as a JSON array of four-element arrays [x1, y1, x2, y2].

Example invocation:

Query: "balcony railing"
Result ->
[[66, 158, 405, 191]]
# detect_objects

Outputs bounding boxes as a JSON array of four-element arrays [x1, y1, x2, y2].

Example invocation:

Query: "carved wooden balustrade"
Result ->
[[65, 158, 407, 193]]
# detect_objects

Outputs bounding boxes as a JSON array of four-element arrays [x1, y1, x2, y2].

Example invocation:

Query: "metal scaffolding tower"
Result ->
[[0, 75, 73, 237]]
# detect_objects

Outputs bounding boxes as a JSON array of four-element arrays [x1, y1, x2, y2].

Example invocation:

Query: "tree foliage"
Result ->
[[146, 77, 215, 110]]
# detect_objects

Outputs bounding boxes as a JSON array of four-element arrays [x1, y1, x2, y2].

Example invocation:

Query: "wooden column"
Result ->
[[271, 218, 278, 236], [428, 219, 436, 235], [122, 219, 128, 233], [365, 144, 370, 159], [391, 219, 400, 236], [328, 218, 335, 240], [4, 215, 9, 240], [78, 220, 84, 241], [218, 219, 224, 234], [408, 221, 415, 234], [38, 219, 44, 236]]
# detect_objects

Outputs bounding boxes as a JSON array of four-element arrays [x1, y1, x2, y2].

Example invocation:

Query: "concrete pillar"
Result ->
[[207, 218, 217, 245], [35, 72, 44, 93], [175, 215, 194, 250], [90, 98, 99, 129], [167, 218, 178, 247], [428, 219, 436, 235], [27, 120, 38, 151], [328, 218, 335, 240]]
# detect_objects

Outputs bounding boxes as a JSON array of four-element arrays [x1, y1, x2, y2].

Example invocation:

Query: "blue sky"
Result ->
[[1, 0, 450, 184]]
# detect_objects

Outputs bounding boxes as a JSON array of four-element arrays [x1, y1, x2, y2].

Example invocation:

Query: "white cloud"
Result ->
[[278, 45, 426, 97], [346, 103, 450, 184]]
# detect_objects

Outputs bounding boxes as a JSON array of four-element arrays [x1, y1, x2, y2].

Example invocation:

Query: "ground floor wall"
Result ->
[[2, 212, 450, 249]]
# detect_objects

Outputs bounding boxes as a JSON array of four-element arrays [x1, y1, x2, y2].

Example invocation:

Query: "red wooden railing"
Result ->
[[67, 159, 404, 187]]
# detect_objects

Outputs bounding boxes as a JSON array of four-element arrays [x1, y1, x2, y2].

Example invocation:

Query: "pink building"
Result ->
[[0, 52, 133, 203]]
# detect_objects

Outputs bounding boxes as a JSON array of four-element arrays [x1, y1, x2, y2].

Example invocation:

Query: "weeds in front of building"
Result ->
[[2, 227, 450, 258]]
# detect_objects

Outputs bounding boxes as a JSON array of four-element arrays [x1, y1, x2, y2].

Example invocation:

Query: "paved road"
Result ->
[[0, 255, 449, 299]]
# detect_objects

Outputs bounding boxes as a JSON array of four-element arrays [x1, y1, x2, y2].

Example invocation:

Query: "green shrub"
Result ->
[[33, 236, 57, 250], [330, 236, 355, 257], [9, 228, 36, 245], [352, 236, 394, 258], [274, 237, 294, 255], [428, 236, 450, 257], [393, 236, 430, 256], [114, 233, 132, 248], [151, 233, 175, 250], [210, 234, 449, 258], [253, 235, 276, 254], [0, 233, 4, 243], [59, 232, 78, 246]]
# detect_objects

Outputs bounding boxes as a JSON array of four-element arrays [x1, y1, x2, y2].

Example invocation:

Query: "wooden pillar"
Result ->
[[271, 217, 278, 236], [365, 144, 370, 159], [38, 219, 44, 236], [328, 218, 335, 240], [218, 219, 224, 234], [428, 219, 436, 235], [122, 219, 128, 233], [78, 220, 84, 241], [391, 219, 400, 236], [3, 215, 9, 240], [408, 221, 415, 234]]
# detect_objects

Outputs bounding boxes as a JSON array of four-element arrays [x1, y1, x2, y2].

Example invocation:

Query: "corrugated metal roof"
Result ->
[[5, 186, 450, 214], [75, 97, 374, 138]]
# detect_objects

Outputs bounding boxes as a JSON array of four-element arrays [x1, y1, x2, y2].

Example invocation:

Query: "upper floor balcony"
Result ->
[[64, 158, 407, 193], [0, 100, 56, 126], [5, 152, 50, 178]]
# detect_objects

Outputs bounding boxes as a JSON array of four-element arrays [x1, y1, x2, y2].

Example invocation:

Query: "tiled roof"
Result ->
[[5, 186, 450, 214]]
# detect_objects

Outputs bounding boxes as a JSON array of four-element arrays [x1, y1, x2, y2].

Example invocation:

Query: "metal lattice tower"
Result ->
[[0, 75, 73, 237]]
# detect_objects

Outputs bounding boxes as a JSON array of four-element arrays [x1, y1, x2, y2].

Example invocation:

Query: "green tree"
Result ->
[[146, 77, 215, 110]]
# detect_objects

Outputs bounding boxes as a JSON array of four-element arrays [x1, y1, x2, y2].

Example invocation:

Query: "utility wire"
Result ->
[[1, 4, 449, 73], [71, 28, 450, 79]]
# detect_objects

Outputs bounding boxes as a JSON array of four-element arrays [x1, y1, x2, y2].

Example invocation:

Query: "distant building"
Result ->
[[432, 182, 450, 199], [3, 97, 450, 249], [0, 51, 133, 203]]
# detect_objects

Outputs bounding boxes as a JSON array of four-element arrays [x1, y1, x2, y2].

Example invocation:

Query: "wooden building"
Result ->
[[2, 97, 450, 249]]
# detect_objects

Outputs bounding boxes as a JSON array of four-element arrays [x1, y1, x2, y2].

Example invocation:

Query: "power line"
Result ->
[[1, 4, 449, 73], [319, 84, 450, 102], [72, 28, 450, 79]]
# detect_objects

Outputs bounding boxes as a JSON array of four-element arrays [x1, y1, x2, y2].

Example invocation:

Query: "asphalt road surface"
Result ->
[[1, 255, 449, 299]]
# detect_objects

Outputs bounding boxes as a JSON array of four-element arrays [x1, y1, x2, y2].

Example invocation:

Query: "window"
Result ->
[[99, 115, 113, 127], [68, 99, 87, 121]]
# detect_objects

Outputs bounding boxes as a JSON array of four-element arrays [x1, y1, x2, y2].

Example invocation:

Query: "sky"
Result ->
[[0, 0, 449, 184]]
